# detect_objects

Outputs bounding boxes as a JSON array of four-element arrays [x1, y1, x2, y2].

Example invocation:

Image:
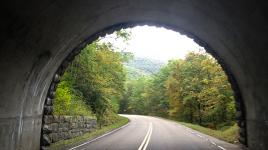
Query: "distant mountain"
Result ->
[[124, 57, 165, 79]]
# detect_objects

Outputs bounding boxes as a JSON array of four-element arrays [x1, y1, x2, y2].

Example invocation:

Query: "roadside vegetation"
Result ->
[[179, 122, 239, 143]]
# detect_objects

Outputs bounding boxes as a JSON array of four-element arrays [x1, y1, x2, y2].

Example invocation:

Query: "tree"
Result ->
[[119, 51, 235, 129], [54, 29, 132, 127]]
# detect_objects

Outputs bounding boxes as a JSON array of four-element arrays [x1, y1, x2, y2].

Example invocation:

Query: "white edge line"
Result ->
[[196, 134, 202, 138], [218, 145, 226, 150], [69, 121, 131, 150], [211, 141, 217, 145]]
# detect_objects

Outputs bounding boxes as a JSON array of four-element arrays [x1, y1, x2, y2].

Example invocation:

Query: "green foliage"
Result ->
[[54, 30, 131, 127], [54, 81, 72, 115], [54, 80, 93, 116], [119, 51, 236, 129], [120, 77, 149, 114], [124, 57, 165, 79], [116, 30, 131, 42]]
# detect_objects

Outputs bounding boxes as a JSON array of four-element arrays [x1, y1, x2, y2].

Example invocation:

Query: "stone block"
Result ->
[[58, 128, 63, 132], [68, 130, 73, 137], [84, 128, 90, 133], [49, 133, 59, 143], [71, 117, 77, 122], [42, 125, 52, 133], [63, 127, 69, 132], [41, 134, 51, 146], [76, 116, 81, 122], [49, 123, 58, 132], [43, 115, 54, 124], [59, 122, 69, 128], [70, 122, 78, 129], [65, 116, 72, 122], [64, 122, 69, 128], [78, 122, 84, 128], [59, 123, 64, 128], [44, 106, 53, 115], [59, 116, 65, 123], [45, 98, 53, 106], [53, 115, 60, 123], [74, 132, 80, 137], [57, 132, 63, 141]]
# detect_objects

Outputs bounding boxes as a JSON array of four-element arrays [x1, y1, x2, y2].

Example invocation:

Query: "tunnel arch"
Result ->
[[1, 1, 268, 149], [41, 22, 247, 148]]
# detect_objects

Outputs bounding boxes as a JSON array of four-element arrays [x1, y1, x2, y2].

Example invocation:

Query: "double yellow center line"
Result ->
[[138, 122, 153, 150]]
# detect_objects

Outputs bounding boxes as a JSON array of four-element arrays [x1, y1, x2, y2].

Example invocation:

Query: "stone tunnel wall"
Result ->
[[41, 115, 97, 147]]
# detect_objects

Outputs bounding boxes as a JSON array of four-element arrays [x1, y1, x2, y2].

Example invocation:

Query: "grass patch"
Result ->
[[49, 115, 129, 150], [179, 122, 239, 143]]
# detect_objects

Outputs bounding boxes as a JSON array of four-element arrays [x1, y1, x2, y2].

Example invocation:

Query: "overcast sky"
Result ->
[[101, 25, 204, 62]]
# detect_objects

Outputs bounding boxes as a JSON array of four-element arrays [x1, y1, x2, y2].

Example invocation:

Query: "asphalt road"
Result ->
[[71, 115, 242, 150]]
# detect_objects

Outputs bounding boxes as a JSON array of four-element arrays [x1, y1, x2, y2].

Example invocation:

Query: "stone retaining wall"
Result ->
[[41, 115, 97, 147]]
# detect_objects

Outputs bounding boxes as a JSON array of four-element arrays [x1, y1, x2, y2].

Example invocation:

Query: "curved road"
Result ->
[[71, 115, 242, 150]]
